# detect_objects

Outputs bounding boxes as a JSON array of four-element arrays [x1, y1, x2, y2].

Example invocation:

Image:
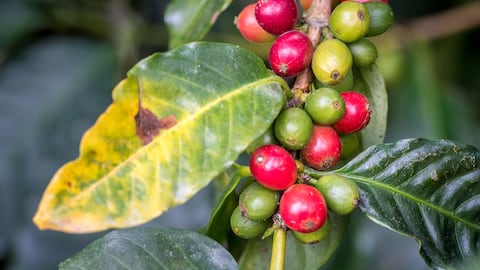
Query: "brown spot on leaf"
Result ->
[[135, 108, 176, 145], [134, 77, 177, 145]]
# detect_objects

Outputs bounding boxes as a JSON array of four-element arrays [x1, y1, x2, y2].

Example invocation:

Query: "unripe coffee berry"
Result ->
[[239, 182, 279, 221], [301, 125, 341, 171], [274, 107, 313, 150], [246, 125, 280, 154], [235, 4, 276, 43], [305, 87, 345, 125], [333, 91, 371, 134], [314, 69, 354, 92], [292, 217, 330, 244], [329, 1, 370, 43], [312, 39, 352, 85], [255, 0, 298, 35], [315, 174, 360, 215], [348, 38, 378, 67], [250, 144, 297, 190], [279, 184, 328, 233], [230, 206, 269, 239], [269, 30, 313, 77], [340, 133, 360, 160], [364, 1, 394, 36]]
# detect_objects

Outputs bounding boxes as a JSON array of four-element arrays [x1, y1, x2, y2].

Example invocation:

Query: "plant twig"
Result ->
[[270, 214, 287, 270], [290, 0, 332, 107]]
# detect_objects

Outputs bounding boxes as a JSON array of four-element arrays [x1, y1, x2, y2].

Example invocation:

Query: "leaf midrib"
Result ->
[[342, 173, 480, 231]]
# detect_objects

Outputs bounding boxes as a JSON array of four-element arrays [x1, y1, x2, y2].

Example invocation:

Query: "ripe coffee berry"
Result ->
[[235, 4, 276, 43], [269, 30, 313, 77], [279, 184, 328, 233], [301, 125, 341, 171], [274, 107, 313, 150], [250, 144, 297, 190], [329, 1, 370, 43], [255, 0, 298, 35], [333, 91, 371, 134]]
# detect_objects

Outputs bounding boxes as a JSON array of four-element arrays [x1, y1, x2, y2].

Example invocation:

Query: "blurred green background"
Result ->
[[0, 0, 478, 269]]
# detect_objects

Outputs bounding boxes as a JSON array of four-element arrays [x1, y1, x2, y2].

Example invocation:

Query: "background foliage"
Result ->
[[1, 0, 479, 269]]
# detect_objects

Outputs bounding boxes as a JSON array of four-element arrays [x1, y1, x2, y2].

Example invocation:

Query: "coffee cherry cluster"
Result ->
[[232, 0, 394, 244]]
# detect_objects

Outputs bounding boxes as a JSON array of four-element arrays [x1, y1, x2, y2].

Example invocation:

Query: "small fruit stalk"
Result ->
[[232, 0, 394, 268]]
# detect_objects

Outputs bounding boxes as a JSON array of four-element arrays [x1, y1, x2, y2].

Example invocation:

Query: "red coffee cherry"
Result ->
[[269, 30, 313, 77], [249, 144, 297, 190], [301, 125, 341, 171], [279, 184, 328, 233], [333, 91, 371, 134], [235, 4, 276, 43], [255, 0, 299, 35]]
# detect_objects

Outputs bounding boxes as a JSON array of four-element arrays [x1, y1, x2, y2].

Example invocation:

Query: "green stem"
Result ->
[[233, 163, 251, 178], [270, 226, 287, 270], [303, 166, 334, 179]]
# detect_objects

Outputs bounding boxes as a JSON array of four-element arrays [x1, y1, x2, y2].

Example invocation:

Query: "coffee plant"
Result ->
[[31, 0, 479, 269]]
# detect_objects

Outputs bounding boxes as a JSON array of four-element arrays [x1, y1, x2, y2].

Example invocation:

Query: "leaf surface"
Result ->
[[165, 0, 231, 49], [336, 138, 480, 269], [33, 42, 287, 233], [353, 64, 388, 147], [59, 227, 238, 270]]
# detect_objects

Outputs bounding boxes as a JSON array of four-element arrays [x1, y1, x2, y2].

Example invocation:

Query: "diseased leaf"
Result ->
[[59, 227, 238, 270], [353, 64, 388, 148], [33, 42, 288, 233], [238, 213, 349, 269], [165, 0, 232, 49], [336, 138, 480, 269]]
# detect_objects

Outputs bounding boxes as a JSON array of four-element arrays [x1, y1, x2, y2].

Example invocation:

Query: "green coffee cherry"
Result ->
[[230, 206, 269, 239], [239, 182, 279, 221], [305, 88, 345, 125], [329, 1, 370, 43], [292, 217, 331, 244], [348, 38, 378, 67], [340, 133, 360, 160], [246, 125, 280, 154], [315, 174, 360, 215], [312, 39, 353, 85], [274, 107, 313, 150], [364, 2, 394, 36], [314, 68, 354, 92]]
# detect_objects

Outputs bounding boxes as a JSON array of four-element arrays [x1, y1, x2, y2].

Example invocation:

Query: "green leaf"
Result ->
[[238, 213, 349, 269], [201, 169, 241, 242], [165, 0, 232, 49], [33, 42, 288, 233], [353, 64, 388, 147], [336, 138, 480, 269], [59, 227, 238, 270]]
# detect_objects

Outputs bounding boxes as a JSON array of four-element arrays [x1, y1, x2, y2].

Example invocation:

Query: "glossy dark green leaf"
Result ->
[[336, 138, 480, 269], [165, 0, 232, 49], [352, 64, 388, 148], [59, 227, 238, 270], [237, 213, 349, 269]]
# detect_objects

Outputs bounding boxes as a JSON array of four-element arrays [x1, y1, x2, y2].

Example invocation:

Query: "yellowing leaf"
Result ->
[[33, 42, 287, 233]]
